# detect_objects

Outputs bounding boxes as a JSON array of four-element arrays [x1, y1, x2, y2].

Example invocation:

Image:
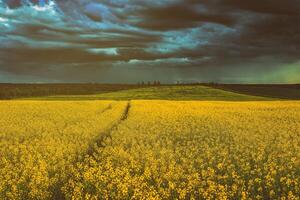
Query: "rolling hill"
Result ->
[[26, 85, 273, 101]]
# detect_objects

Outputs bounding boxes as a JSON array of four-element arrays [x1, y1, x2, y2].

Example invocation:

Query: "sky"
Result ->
[[0, 0, 299, 83]]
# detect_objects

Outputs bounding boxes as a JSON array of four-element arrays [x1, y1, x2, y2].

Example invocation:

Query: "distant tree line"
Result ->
[[137, 81, 161, 86], [0, 83, 144, 99], [1, 82, 298, 100]]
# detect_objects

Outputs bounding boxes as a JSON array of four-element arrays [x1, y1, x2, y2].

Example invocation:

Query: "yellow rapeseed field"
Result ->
[[0, 101, 128, 199], [1, 100, 300, 199]]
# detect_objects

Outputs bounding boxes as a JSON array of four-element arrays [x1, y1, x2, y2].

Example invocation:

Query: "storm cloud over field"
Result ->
[[0, 0, 299, 83]]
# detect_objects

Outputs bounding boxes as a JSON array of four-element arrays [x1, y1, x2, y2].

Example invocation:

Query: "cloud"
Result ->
[[221, 0, 300, 16], [131, 1, 236, 31], [84, 2, 116, 22], [0, 0, 300, 83]]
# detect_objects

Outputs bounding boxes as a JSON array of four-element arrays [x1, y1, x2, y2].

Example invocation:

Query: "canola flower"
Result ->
[[0, 100, 128, 199], [64, 101, 300, 200], [0, 100, 300, 199]]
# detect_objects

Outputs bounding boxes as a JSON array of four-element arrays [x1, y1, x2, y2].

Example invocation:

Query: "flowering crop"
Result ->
[[0, 101, 127, 199], [64, 101, 300, 199], [1, 100, 300, 199]]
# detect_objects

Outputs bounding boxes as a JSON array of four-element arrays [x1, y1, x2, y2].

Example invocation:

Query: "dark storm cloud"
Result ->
[[129, 1, 236, 31], [221, 0, 300, 16], [0, 0, 300, 83]]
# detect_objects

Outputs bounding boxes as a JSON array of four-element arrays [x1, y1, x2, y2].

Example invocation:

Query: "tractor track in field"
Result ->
[[53, 101, 131, 200], [86, 101, 131, 156]]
